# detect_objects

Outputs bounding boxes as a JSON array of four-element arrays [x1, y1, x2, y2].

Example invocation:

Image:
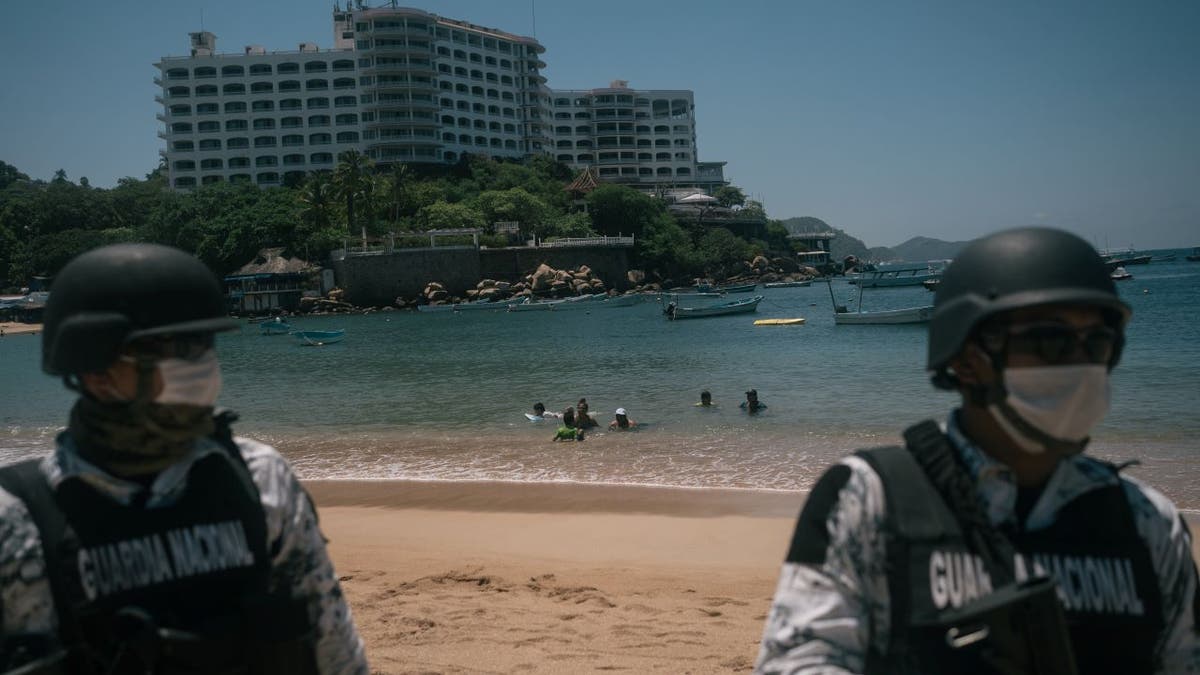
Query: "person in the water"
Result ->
[[609, 407, 638, 430]]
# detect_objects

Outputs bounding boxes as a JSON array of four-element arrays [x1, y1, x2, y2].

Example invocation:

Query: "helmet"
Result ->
[[43, 243, 237, 375], [928, 227, 1130, 384]]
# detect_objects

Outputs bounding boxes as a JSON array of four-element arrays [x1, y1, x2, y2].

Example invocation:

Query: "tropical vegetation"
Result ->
[[0, 154, 802, 292]]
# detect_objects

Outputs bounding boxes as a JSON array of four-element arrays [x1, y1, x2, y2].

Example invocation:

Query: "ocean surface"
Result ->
[[3, 249, 1198, 508]]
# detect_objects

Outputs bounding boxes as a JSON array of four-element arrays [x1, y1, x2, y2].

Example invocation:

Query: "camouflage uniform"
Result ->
[[0, 432, 368, 675], [754, 413, 1200, 674]]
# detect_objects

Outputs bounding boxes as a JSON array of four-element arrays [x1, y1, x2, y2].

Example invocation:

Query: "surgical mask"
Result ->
[[991, 364, 1110, 450], [155, 349, 222, 407]]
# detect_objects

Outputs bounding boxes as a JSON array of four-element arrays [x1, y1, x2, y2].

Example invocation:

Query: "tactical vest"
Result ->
[[0, 427, 317, 675], [858, 442, 1163, 675]]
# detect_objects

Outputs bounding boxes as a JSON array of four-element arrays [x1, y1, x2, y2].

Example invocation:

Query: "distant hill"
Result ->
[[888, 236, 971, 262], [778, 217, 870, 261], [778, 217, 971, 263]]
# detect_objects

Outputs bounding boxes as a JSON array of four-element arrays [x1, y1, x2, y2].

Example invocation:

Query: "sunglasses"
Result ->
[[980, 322, 1120, 365], [122, 334, 216, 362]]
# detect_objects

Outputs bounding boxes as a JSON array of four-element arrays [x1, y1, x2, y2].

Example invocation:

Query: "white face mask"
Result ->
[[155, 349, 222, 407], [991, 364, 1110, 451]]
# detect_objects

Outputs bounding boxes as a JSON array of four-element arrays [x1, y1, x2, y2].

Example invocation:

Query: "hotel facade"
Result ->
[[155, 6, 725, 192]]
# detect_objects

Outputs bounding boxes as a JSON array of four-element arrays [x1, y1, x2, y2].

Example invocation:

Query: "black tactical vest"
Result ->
[[858, 443, 1163, 675], [0, 434, 317, 675]]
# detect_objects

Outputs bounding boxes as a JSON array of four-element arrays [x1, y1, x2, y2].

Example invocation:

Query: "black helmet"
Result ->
[[43, 243, 237, 375], [928, 227, 1130, 384]]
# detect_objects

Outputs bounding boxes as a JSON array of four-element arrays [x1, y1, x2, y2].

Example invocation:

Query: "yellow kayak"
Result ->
[[754, 318, 806, 326]]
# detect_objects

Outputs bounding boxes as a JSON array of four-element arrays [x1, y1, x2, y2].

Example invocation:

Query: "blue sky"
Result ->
[[1, 1, 1196, 248]]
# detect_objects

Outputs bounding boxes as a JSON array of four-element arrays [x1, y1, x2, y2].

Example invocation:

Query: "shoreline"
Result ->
[[0, 322, 41, 336], [305, 479, 804, 518]]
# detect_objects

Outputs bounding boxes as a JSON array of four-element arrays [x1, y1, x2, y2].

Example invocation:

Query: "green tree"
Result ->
[[473, 187, 549, 233], [635, 213, 697, 280], [542, 212, 594, 239], [332, 149, 374, 235], [0, 161, 30, 190], [714, 186, 746, 208], [386, 163, 410, 227], [299, 173, 336, 232], [695, 227, 753, 277], [416, 201, 485, 230], [585, 184, 666, 239]]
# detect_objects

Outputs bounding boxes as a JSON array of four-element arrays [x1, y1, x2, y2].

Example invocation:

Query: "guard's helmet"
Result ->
[[928, 227, 1130, 387], [42, 243, 237, 375]]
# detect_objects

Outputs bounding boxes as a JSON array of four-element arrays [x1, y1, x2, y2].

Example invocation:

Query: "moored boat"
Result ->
[[416, 297, 525, 313], [1110, 266, 1133, 281], [261, 319, 292, 335], [827, 279, 932, 324], [1186, 247, 1200, 262], [664, 295, 763, 320], [763, 280, 812, 288], [852, 267, 941, 288], [834, 305, 933, 325], [294, 329, 345, 345]]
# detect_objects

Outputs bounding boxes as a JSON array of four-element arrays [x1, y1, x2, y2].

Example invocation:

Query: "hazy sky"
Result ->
[[1, 1, 1196, 248]]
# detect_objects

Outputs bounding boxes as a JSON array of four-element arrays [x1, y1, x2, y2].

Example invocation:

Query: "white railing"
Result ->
[[538, 235, 634, 248]]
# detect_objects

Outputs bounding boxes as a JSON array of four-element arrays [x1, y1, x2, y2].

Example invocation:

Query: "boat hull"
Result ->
[[763, 281, 812, 288], [834, 306, 932, 325], [668, 295, 763, 319], [294, 329, 345, 345]]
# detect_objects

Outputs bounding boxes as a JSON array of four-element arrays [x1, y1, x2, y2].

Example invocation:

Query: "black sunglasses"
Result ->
[[981, 322, 1120, 365], [123, 333, 216, 361]]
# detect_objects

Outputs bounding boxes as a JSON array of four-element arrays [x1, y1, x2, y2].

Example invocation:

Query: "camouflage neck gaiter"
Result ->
[[68, 396, 215, 478]]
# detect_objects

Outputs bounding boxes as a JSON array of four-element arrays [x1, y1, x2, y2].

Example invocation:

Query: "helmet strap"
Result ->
[[133, 355, 158, 405]]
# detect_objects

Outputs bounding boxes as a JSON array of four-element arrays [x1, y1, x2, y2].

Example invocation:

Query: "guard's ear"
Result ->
[[949, 342, 995, 387]]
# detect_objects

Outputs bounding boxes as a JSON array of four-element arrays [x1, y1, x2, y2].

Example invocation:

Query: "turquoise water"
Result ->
[[3, 250, 1198, 506]]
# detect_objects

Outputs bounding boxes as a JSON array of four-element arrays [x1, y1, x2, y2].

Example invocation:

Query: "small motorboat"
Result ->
[[261, 318, 292, 335], [754, 318, 806, 326], [665, 295, 763, 320], [294, 329, 345, 346], [1110, 266, 1133, 281], [763, 280, 812, 288]]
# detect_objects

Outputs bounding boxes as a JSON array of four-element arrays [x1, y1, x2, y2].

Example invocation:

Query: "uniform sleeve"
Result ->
[[0, 486, 56, 638], [1121, 478, 1200, 673], [754, 456, 891, 674], [238, 439, 368, 675]]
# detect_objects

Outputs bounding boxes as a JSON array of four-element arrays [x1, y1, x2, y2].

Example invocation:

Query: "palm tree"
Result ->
[[299, 173, 335, 231], [386, 163, 409, 228], [332, 149, 374, 236]]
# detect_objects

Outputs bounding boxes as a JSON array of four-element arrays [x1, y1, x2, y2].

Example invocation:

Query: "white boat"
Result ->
[[294, 329, 345, 345], [1110, 266, 1133, 281], [508, 294, 604, 312], [416, 297, 524, 313], [852, 267, 941, 288], [826, 280, 931, 325], [834, 305, 933, 325], [665, 295, 763, 320], [763, 280, 812, 288], [594, 293, 644, 308]]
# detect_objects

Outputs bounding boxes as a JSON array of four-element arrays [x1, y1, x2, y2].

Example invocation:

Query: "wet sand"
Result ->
[[311, 480, 1200, 674], [309, 480, 800, 674]]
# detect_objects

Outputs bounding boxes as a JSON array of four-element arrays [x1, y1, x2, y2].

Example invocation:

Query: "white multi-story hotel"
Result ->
[[155, 5, 723, 192], [549, 81, 726, 193]]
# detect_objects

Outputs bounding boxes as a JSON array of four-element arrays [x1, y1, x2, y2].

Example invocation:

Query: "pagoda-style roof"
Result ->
[[564, 166, 601, 195]]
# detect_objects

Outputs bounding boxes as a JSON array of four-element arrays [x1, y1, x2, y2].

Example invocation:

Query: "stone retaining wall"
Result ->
[[331, 245, 632, 306]]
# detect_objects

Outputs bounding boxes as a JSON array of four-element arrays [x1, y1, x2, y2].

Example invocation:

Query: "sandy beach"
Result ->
[[0, 322, 41, 336], [308, 481, 801, 674], [311, 480, 1200, 674]]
